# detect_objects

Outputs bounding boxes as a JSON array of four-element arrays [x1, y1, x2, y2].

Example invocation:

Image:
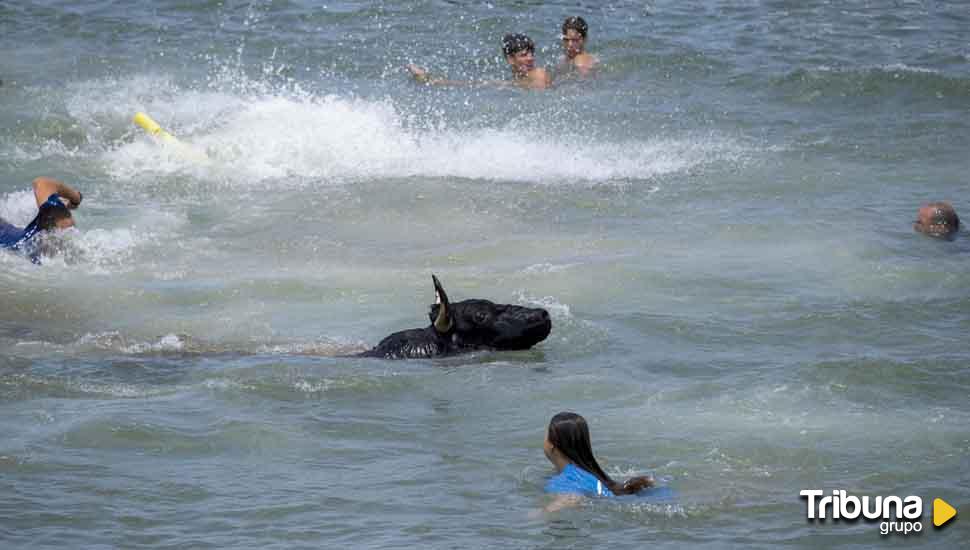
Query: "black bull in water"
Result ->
[[359, 275, 552, 359]]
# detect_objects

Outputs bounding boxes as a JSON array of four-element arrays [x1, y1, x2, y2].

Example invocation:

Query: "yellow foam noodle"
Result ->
[[133, 112, 179, 145], [132, 111, 209, 163]]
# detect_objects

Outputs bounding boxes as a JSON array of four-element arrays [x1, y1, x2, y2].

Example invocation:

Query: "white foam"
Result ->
[[1, 186, 156, 272], [16, 226, 148, 274], [74, 332, 186, 354], [810, 63, 940, 76], [135, 333, 185, 353], [65, 380, 165, 398], [0, 140, 83, 162], [68, 74, 748, 186], [256, 340, 366, 356], [0, 190, 39, 225], [521, 262, 578, 275], [292, 379, 336, 393], [514, 292, 572, 318], [879, 63, 939, 75]]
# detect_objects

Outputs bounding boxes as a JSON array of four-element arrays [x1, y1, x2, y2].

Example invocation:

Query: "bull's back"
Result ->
[[358, 327, 447, 359]]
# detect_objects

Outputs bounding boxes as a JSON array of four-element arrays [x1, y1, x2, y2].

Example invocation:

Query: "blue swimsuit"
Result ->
[[0, 193, 63, 264], [545, 463, 615, 497]]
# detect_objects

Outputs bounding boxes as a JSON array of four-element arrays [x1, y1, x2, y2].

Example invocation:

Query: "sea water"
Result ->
[[1, 1, 968, 548]]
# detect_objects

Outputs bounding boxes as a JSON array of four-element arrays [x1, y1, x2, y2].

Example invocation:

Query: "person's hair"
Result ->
[[929, 203, 960, 231], [562, 16, 588, 39], [35, 202, 72, 231], [547, 411, 653, 495], [502, 33, 535, 58], [916, 202, 960, 239]]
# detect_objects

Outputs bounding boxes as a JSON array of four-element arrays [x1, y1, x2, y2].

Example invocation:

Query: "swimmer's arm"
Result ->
[[407, 64, 469, 87], [32, 177, 82, 209], [543, 494, 583, 513], [407, 64, 508, 88]]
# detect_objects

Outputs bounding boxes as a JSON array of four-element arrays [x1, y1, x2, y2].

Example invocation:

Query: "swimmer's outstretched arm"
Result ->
[[32, 177, 82, 209], [406, 64, 510, 88], [543, 494, 582, 514]]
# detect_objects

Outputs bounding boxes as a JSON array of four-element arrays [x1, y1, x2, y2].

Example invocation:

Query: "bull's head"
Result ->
[[427, 275, 551, 351]]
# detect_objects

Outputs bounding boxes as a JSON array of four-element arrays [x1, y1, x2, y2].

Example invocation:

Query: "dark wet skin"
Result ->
[[358, 276, 552, 359]]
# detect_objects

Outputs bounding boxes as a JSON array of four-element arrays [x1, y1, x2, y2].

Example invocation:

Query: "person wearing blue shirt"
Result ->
[[542, 412, 654, 512], [0, 177, 83, 263]]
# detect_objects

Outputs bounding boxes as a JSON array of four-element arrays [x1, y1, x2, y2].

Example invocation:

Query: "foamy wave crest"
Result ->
[[1, 188, 151, 272], [2, 373, 174, 399], [255, 339, 367, 356], [210, 98, 741, 184], [74, 227, 143, 269], [75, 332, 187, 354], [97, 82, 744, 186], [67, 74, 244, 144], [0, 190, 39, 225], [810, 64, 941, 76], [123, 333, 186, 354], [521, 262, 578, 275], [514, 292, 572, 319], [25, 227, 148, 273], [64, 380, 172, 398], [0, 139, 84, 162], [292, 379, 339, 394]]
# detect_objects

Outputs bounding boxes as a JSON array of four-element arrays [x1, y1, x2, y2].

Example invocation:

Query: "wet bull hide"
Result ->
[[359, 275, 552, 359]]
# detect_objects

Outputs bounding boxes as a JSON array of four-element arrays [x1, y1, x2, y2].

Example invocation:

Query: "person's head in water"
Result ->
[[502, 33, 536, 76], [544, 411, 653, 495], [561, 17, 588, 60], [35, 201, 74, 231], [914, 202, 959, 240]]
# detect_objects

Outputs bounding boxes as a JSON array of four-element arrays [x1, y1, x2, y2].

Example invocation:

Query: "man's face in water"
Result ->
[[562, 29, 585, 58], [914, 204, 957, 239], [506, 49, 535, 75]]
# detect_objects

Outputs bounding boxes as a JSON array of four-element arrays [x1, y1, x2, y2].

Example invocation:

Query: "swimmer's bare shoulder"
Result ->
[[521, 67, 552, 90], [572, 53, 597, 76]]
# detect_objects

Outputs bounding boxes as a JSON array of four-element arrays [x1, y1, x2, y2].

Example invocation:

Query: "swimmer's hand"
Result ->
[[66, 192, 82, 209], [58, 194, 80, 209], [407, 64, 431, 84]]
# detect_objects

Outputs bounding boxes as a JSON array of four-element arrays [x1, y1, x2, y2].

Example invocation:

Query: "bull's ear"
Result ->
[[432, 274, 452, 333]]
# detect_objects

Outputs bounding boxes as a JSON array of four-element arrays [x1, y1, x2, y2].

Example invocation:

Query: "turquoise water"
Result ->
[[1, 1, 968, 548]]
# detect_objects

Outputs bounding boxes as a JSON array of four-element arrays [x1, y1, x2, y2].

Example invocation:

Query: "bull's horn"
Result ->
[[432, 274, 452, 333]]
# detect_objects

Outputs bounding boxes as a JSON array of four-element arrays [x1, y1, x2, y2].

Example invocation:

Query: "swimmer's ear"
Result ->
[[431, 274, 452, 333]]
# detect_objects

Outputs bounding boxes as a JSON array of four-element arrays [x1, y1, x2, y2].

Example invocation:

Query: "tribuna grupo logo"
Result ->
[[800, 490, 958, 536]]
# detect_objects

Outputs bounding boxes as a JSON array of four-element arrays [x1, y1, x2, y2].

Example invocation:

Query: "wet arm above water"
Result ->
[[407, 64, 514, 89], [32, 177, 82, 209]]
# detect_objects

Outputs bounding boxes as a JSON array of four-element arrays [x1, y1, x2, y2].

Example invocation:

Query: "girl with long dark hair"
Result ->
[[542, 411, 653, 510]]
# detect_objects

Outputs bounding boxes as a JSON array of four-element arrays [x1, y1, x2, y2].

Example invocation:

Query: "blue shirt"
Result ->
[[545, 463, 615, 497], [0, 193, 63, 264]]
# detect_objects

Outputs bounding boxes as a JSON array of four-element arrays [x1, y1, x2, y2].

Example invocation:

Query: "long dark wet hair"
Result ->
[[35, 202, 72, 231], [547, 412, 653, 495]]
